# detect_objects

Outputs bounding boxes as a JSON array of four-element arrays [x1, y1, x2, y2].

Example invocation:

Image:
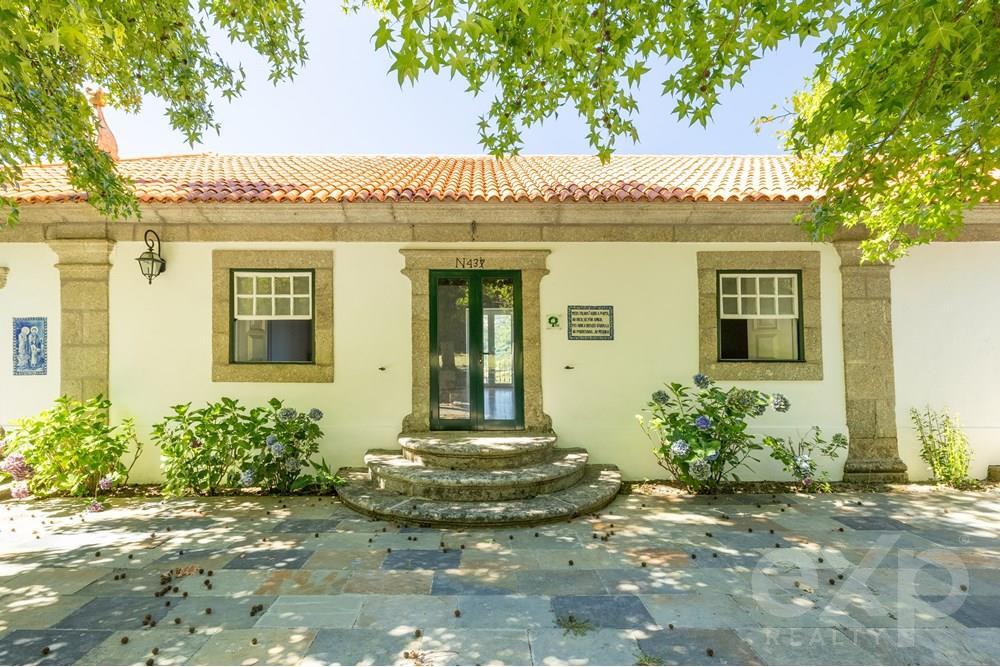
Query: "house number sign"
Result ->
[[455, 256, 487, 269], [567, 305, 614, 340]]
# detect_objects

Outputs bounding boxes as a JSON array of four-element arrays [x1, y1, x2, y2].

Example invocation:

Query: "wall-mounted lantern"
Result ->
[[135, 230, 166, 284]]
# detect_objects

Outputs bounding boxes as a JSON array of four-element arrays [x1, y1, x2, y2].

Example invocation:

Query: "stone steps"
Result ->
[[399, 431, 556, 470], [366, 448, 588, 501], [334, 432, 622, 527], [335, 465, 623, 527]]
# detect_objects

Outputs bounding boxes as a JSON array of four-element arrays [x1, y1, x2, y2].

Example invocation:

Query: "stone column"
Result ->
[[48, 240, 115, 400], [835, 241, 908, 482]]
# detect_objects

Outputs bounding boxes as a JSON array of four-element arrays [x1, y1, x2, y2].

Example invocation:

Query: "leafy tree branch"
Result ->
[[0, 0, 307, 224]]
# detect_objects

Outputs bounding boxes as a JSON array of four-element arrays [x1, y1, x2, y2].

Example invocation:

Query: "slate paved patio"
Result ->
[[1, 489, 999, 665]]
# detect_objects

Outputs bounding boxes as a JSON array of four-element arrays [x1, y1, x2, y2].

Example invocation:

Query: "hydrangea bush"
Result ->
[[762, 428, 848, 491], [247, 401, 326, 494], [0, 395, 141, 500], [153, 397, 336, 495], [639, 374, 791, 492]]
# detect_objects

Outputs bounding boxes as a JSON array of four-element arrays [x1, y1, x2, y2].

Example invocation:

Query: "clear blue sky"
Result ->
[[105, 3, 821, 158]]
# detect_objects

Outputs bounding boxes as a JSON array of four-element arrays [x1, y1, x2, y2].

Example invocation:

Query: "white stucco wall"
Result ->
[[10, 234, 1000, 484], [539, 242, 846, 480], [0, 244, 61, 428], [106, 240, 846, 483], [893, 242, 1000, 479], [109, 242, 413, 482]]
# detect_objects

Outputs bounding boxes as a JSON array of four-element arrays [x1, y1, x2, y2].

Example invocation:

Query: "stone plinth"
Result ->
[[48, 240, 114, 400], [836, 242, 908, 482]]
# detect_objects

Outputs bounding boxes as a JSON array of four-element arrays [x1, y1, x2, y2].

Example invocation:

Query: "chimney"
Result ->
[[88, 89, 119, 161]]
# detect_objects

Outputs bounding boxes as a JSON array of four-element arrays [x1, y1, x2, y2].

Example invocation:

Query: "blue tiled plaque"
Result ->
[[12, 317, 47, 376]]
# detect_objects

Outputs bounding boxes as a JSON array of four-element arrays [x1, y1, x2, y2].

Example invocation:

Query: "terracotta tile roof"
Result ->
[[4, 154, 821, 205]]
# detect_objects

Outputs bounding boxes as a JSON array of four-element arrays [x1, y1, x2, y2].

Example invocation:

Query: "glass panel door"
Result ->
[[432, 276, 472, 425], [430, 271, 523, 430], [482, 277, 515, 422]]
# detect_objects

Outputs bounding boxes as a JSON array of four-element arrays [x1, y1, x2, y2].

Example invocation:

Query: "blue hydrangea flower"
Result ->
[[727, 388, 758, 411], [688, 459, 711, 480], [308, 408, 324, 422], [705, 450, 719, 462], [277, 407, 297, 422], [771, 394, 791, 413], [670, 439, 690, 457], [265, 435, 278, 447], [240, 469, 255, 487], [268, 441, 285, 457], [693, 373, 712, 389], [694, 415, 712, 431], [651, 390, 670, 406], [283, 457, 302, 473]]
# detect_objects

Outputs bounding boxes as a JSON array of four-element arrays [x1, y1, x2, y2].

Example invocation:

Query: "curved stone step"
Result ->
[[365, 448, 588, 501], [335, 464, 622, 527], [399, 432, 557, 470]]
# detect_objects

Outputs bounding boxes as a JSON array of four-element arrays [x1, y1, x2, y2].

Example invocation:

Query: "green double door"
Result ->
[[430, 270, 524, 431]]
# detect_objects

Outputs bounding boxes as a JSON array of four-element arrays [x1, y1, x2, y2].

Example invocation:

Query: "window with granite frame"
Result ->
[[212, 250, 333, 383], [697, 251, 823, 381]]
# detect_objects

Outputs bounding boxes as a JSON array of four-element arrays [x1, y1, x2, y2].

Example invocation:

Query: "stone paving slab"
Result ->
[[223, 548, 314, 570], [0, 595, 97, 633], [76, 629, 211, 666], [528, 628, 641, 665], [550, 594, 658, 630], [431, 569, 519, 595], [0, 567, 108, 597], [53, 596, 173, 631], [636, 628, 764, 665], [640, 593, 761, 629], [254, 570, 351, 596], [188, 628, 316, 665], [255, 595, 363, 629], [0, 628, 112, 666], [736, 627, 878, 665]]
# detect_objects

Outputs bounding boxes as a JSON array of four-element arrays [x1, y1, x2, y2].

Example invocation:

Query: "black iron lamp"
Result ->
[[136, 230, 166, 284]]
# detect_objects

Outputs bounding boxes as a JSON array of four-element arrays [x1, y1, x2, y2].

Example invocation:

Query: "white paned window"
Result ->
[[718, 272, 802, 362], [233, 271, 313, 320], [232, 270, 314, 363], [719, 273, 799, 319]]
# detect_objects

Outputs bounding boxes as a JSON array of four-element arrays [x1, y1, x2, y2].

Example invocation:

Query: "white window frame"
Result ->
[[718, 272, 799, 320], [233, 270, 314, 321]]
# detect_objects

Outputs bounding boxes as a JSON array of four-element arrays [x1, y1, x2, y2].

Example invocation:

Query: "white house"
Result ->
[[2, 150, 998, 522]]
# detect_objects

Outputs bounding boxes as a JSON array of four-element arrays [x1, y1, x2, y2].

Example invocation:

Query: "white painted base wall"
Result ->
[[106, 240, 845, 483], [0, 244, 62, 426], [893, 242, 1000, 479], [4, 237, 997, 483]]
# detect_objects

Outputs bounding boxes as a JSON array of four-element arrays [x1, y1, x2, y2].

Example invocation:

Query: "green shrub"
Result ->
[[762, 427, 848, 491], [153, 397, 333, 495], [0, 395, 141, 499], [639, 374, 790, 492], [910, 406, 971, 486]]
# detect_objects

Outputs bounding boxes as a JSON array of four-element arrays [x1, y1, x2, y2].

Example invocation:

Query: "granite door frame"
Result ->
[[400, 249, 552, 433]]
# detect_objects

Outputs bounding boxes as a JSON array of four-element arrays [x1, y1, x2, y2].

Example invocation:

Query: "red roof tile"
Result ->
[[3, 154, 821, 205]]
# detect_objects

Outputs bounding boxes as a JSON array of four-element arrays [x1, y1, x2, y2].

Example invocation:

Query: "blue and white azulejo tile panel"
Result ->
[[12, 317, 47, 376]]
